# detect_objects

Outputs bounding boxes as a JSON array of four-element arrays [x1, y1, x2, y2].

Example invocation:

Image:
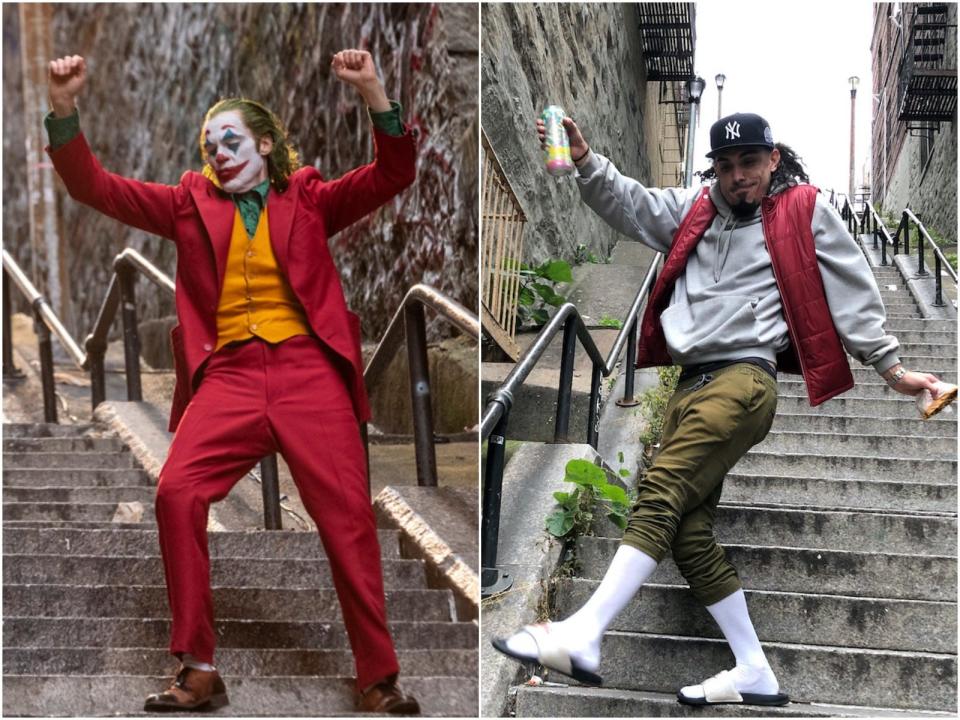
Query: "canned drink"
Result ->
[[542, 105, 574, 177]]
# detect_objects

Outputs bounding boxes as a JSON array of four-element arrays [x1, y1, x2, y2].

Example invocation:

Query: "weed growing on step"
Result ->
[[598, 315, 623, 329], [573, 243, 609, 265], [546, 459, 633, 538], [638, 366, 680, 454], [512, 258, 572, 327]]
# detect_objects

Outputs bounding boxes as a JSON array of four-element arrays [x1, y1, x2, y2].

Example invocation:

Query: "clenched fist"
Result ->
[[331, 49, 390, 112], [48, 55, 87, 117]]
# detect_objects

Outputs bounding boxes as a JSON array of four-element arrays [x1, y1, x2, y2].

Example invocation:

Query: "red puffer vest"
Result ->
[[635, 184, 854, 406]]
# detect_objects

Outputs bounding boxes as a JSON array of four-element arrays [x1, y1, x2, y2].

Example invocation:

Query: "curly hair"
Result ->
[[200, 98, 300, 192], [698, 142, 810, 187]]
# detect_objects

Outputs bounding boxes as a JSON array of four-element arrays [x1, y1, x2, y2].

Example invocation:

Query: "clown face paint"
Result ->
[[203, 110, 268, 193]]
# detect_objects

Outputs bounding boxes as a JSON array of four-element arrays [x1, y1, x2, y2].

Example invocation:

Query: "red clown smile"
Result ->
[[216, 160, 249, 185]]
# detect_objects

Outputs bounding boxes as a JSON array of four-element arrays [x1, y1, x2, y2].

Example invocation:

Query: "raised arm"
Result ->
[[537, 115, 698, 253], [46, 55, 183, 241], [304, 49, 417, 238]]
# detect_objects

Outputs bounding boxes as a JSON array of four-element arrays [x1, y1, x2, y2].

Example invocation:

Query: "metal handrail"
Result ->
[[844, 197, 957, 309], [363, 283, 480, 489], [481, 250, 661, 597]]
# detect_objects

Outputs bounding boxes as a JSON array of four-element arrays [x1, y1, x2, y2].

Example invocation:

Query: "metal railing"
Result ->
[[842, 197, 957, 308], [480, 251, 661, 597], [364, 283, 480, 488], [3, 248, 478, 530]]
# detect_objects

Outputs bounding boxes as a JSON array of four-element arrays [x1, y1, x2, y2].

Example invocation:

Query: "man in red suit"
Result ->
[[46, 51, 420, 714]]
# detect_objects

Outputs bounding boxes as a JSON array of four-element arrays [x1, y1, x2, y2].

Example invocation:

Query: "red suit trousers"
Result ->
[[155, 334, 399, 690]]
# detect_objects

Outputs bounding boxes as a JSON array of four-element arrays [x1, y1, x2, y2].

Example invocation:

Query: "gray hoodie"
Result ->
[[575, 151, 900, 374]]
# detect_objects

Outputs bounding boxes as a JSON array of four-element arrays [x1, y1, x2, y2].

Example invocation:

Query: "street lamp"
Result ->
[[849, 75, 859, 206], [715, 73, 726, 120], [684, 75, 707, 188]]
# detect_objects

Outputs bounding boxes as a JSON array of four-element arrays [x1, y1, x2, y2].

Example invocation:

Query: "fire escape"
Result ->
[[635, 3, 696, 187], [897, 2, 957, 135]]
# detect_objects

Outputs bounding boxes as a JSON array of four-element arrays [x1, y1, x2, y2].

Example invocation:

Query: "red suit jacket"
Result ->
[[47, 128, 417, 431]]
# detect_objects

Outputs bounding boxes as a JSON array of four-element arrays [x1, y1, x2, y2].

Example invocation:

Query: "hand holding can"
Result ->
[[540, 105, 574, 176]]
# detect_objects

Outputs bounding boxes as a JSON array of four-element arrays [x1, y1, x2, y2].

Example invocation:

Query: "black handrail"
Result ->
[[3, 248, 476, 530], [842, 197, 958, 309], [364, 283, 480, 489], [480, 251, 661, 598]]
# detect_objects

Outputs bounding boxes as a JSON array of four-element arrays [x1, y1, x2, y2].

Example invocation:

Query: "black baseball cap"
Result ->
[[706, 112, 775, 158]]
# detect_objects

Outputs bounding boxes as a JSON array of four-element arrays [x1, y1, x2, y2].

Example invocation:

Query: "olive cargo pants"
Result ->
[[622, 363, 778, 605]]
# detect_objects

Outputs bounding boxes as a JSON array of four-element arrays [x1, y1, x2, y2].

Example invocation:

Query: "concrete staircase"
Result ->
[[2, 423, 478, 716], [511, 242, 958, 716]]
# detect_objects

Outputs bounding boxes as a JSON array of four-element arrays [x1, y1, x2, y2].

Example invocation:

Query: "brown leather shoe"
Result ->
[[355, 676, 420, 714], [144, 665, 229, 712]]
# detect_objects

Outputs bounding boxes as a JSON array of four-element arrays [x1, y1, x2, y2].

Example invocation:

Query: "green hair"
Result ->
[[201, 98, 300, 192]]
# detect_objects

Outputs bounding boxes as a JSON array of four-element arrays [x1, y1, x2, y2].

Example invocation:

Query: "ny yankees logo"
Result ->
[[725, 121, 741, 140]]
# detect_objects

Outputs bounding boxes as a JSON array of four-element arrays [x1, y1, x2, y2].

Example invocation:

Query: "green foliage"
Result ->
[[573, 243, 608, 265], [598, 315, 623, 329], [546, 459, 634, 539], [513, 258, 572, 327], [945, 252, 958, 272], [637, 366, 680, 450]]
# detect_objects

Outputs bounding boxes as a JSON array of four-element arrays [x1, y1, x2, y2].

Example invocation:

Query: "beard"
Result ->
[[730, 199, 760, 218]]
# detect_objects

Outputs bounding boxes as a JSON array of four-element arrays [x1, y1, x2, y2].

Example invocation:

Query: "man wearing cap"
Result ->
[[492, 112, 947, 706]]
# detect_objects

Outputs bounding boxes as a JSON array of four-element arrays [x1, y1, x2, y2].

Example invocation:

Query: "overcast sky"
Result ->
[[691, 0, 875, 198]]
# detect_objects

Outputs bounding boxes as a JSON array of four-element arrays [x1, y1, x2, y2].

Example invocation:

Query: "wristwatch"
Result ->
[[887, 367, 907, 386]]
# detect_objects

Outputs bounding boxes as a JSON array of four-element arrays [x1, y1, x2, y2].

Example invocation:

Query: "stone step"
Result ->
[[843, 365, 956, 382], [548, 631, 956, 712], [2, 423, 95, 438], [709, 504, 956, 556], [2, 527, 401, 559], [574, 537, 955, 601], [770, 412, 956, 437], [756, 429, 956, 460], [884, 310, 924, 318], [554, 579, 956, 653], [3, 617, 477, 652], [885, 329, 956, 345], [2, 520, 172, 531], [879, 296, 919, 306], [779, 378, 955, 400], [513, 685, 954, 717], [1, 674, 478, 717], [882, 318, 957, 333], [775, 394, 949, 419], [3, 554, 427, 589], [2, 502, 156, 523], [2, 437, 126, 453], [3, 584, 453, 623], [3, 486, 157, 506], [722, 473, 956, 514], [3, 646, 477, 678], [735, 450, 956, 482], [3, 468, 154, 488], [2, 451, 138, 470]]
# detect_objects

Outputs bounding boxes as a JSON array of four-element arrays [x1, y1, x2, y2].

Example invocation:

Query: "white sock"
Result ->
[[692, 589, 778, 696], [504, 544, 658, 671], [181, 653, 216, 672]]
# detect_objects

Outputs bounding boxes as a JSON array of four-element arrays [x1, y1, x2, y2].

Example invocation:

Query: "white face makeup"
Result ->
[[203, 110, 268, 194]]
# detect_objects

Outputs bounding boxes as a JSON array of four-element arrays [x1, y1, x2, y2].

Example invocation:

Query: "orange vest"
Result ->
[[215, 206, 312, 350]]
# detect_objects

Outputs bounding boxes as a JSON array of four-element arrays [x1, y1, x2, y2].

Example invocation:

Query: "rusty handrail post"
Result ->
[[3, 268, 24, 381], [115, 262, 143, 401], [259, 455, 282, 530], [33, 299, 58, 423], [405, 302, 438, 487]]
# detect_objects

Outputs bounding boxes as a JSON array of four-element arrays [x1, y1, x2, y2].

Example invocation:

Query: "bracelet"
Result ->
[[886, 367, 907, 386], [572, 149, 589, 163]]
